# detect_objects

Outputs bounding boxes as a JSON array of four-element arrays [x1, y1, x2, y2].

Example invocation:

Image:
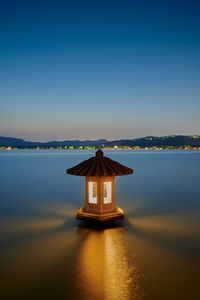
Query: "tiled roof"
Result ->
[[66, 149, 133, 176]]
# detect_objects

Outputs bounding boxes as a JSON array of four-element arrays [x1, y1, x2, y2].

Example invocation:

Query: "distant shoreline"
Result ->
[[1, 146, 200, 150], [1, 135, 200, 149]]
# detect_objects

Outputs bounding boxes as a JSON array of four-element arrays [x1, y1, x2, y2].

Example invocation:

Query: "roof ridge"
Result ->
[[66, 150, 133, 176]]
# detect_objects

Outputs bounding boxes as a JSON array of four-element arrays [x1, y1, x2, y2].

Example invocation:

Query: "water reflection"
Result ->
[[0, 203, 79, 299], [76, 225, 145, 300], [1, 150, 200, 299], [0, 203, 77, 246], [128, 212, 200, 237], [127, 212, 200, 259]]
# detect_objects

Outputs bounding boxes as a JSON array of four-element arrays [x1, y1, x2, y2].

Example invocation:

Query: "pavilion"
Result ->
[[66, 149, 133, 222]]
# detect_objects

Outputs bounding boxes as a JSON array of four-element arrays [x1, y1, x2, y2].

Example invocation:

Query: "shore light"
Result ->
[[66, 149, 133, 222]]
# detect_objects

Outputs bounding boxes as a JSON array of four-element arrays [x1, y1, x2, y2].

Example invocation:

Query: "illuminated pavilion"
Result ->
[[66, 149, 133, 222]]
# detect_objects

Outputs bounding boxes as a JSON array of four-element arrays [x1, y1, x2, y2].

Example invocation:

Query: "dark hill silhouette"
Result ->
[[0, 135, 200, 148], [0, 136, 107, 147], [107, 135, 200, 147]]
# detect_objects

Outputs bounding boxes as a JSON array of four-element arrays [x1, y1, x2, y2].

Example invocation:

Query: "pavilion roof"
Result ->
[[66, 149, 133, 177]]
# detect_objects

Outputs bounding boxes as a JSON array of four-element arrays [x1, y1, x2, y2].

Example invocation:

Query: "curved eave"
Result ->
[[66, 169, 133, 176], [66, 156, 133, 177]]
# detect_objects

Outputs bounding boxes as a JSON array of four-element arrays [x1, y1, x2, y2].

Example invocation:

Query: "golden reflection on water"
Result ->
[[0, 203, 78, 292], [2, 203, 200, 299], [76, 227, 142, 300], [37, 203, 76, 218], [0, 217, 65, 235], [128, 212, 200, 238], [1, 224, 77, 288]]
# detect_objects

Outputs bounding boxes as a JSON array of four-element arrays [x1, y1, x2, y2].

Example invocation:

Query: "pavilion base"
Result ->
[[76, 206, 124, 222]]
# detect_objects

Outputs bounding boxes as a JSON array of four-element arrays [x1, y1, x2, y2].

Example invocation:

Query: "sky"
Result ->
[[0, 0, 200, 141]]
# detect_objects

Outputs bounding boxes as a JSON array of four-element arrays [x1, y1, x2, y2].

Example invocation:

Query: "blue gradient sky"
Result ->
[[0, 0, 200, 141]]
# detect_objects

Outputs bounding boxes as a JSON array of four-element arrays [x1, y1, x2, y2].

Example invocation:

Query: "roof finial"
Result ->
[[96, 148, 104, 158]]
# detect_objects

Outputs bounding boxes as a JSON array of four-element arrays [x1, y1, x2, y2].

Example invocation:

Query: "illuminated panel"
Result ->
[[104, 182, 112, 203], [89, 182, 97, 203]]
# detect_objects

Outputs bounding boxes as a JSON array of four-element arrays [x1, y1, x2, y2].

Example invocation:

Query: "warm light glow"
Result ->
[[89, 182, 97, 203], [76, 228, 141, 299], [104, 182, 111, 203]]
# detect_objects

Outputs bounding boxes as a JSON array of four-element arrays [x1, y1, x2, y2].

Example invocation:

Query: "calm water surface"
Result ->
[[0, 149, 200, 300]]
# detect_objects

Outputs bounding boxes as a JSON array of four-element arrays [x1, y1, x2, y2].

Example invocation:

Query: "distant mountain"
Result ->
[[106, 135, 200, 147], [0, 136, 107, 147], [0, 135, 200, 148], [0, 136, 37, 147], [43, 139, 107, 147]]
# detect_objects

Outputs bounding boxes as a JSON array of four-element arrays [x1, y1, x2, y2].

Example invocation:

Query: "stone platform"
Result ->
[[76, 206, 124, 222]]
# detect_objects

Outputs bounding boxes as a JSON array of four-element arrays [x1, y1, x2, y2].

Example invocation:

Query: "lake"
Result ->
[[0, 149, 200, 300]]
